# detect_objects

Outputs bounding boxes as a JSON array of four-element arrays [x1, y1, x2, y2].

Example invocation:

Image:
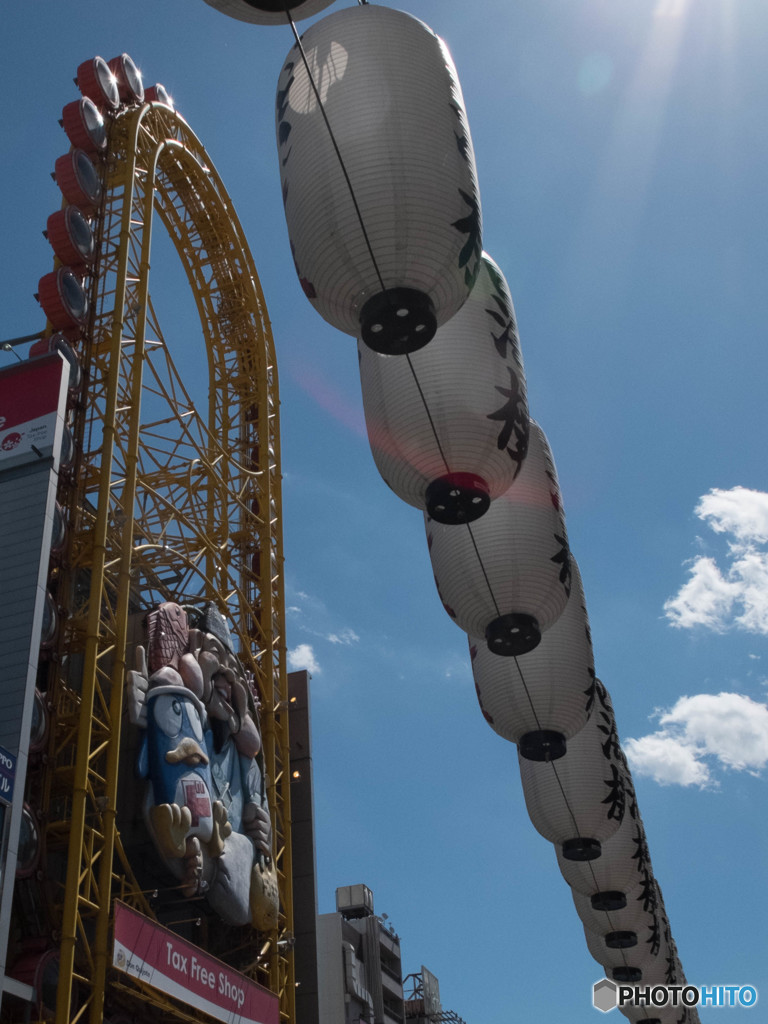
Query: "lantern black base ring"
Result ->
[[244, 0, 301, 11], [426, 472, 490, 524], [360, 288, 437, 354], [485, 613, 540, 657], [561, 837, 601, 862], [606, 931, 638, 950], [591, 891, 627, 912], [519, 730, 566, 762], [612, 967, 643, 984]]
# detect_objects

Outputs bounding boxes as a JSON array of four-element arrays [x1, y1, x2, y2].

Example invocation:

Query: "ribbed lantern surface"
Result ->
[[426, 421, 570, 656], [561, 811, 651, 901], [573, 873, 657, 937], [582, 896, 661, 971], [276, 4, 482, 353], [619, 1003, 684, 1024], [358, 253, 529, 523], [203, 0, 336, 25], [519, 680, 625, 860], [469, 559, 593, 756], [607, 928, 672, 986], [558, 807, 651, 902]]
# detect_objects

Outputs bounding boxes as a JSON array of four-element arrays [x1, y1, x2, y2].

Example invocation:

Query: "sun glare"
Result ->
[[654, 0, 692, 19], [565, 0, 694, 299]]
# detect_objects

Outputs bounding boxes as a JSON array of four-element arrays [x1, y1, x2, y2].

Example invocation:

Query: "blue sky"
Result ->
[[2, 1, 767, 1020]]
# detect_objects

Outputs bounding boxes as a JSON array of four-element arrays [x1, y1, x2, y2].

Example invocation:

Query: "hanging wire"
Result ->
[[404, 353, 452, 474]]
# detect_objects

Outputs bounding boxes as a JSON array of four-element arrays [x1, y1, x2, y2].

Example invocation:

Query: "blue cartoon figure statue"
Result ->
[[127, 601, 277, 927]]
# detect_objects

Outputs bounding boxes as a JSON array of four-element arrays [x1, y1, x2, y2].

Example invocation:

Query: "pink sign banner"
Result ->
[[112, 901, 279, 1024], [0, 355, 67, 468]]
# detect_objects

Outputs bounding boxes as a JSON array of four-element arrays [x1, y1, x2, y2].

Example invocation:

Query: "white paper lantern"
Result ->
[[609, 884, 673, 987], [358, 253, 529, 523], [426, 421, 570, 655], [202, 0, 335, 26], [628, 881, 682, 988], [610, 926, 673, 987], [582, 880, 662, 974], [619, 1004, 684, 1024], [587, 921, 660, 973], [558, 807, 651, 909], [469, 560, 593, 758], [573, 873, 657, 937], [276, 4, 482, 353], [519, 680, 626, 860]]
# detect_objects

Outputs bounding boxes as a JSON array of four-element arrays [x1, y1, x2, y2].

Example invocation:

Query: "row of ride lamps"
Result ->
[[12, 56, 175, 908], [30, 54, 174, 655]]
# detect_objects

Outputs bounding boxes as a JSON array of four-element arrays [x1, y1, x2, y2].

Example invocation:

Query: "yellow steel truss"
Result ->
[[39, 102, 293, 1024]]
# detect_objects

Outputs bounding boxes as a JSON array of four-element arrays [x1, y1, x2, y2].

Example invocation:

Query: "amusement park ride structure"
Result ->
[[3, 56, 295, 1024]]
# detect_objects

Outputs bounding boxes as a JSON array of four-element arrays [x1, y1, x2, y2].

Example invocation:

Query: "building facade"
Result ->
[[317, 885, 405, 1024]]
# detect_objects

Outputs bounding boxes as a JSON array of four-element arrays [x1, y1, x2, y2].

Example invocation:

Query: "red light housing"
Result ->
[[108, 53, 144, 104], [54, 150, 102, 214], [76, 56, 120, 110], [61, 97, 106, 156], [144, 83, 173, 109], [45, 207, 95, 270], [15, 805, 43, 878], [37, 268, 89, 331], [30, 689, 51, 753]]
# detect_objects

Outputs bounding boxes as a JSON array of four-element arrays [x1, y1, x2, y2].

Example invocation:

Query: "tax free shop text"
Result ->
[[166, 942, 247, 1009]]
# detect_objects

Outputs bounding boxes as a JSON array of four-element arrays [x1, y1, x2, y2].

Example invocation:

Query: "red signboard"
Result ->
[[112, 901, 279, 1024], [0, 355, 67, 469]]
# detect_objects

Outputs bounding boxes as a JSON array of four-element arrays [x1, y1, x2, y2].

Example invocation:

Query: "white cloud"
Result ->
[[625, 692, 768, 788], [664, 556, 738, 630], [327, 627, 359, 645], [695, 487, 768, 546], [665, 487, 768, 634], [624, 733, 711, 788], [660, 693, 768, 773], [730, 551, 768, 633], [287, 643, 320, 674]]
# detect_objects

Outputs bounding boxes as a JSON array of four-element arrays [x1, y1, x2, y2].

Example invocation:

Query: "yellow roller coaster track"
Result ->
[[37, 99, 293, 1024]]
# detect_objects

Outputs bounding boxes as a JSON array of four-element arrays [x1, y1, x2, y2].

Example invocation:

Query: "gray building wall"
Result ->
[[0, 354, 68, 1005], [317, 913, 347, 1024], [0, 460, 57, 755], [317, 892, 405, 1024]]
